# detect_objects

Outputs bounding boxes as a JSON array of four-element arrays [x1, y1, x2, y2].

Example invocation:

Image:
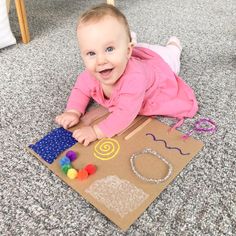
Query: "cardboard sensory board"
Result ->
[[27, 112, 204, 231]]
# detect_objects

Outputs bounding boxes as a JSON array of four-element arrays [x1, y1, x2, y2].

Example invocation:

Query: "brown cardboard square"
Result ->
[[27, 110, 204, 231]]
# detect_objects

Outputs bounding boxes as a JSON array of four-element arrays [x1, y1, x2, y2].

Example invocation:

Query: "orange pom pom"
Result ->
[[77, 169, 88, 181]]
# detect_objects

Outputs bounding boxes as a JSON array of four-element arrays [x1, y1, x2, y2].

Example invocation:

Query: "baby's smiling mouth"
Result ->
[[99, 68, 113, 78]]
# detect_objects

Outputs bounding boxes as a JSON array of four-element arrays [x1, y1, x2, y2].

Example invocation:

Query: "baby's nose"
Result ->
[[96, 54, 107, 65]]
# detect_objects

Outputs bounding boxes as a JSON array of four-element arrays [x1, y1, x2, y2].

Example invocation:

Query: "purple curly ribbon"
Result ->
[[146, 133, 190, 156], [182, 118, 217, 139]]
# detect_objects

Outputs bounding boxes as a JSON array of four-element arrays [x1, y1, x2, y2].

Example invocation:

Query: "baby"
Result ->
[[55, 3, 198, 146]]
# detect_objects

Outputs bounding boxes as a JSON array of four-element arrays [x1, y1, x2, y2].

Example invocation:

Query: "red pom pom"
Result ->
[[84, 164, 97, 175]]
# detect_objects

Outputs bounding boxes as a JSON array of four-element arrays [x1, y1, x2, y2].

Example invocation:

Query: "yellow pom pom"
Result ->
[[67, 168, 78, 179]]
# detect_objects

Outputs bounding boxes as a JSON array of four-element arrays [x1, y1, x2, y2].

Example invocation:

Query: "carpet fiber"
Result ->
[[0, 0, 235, 235]]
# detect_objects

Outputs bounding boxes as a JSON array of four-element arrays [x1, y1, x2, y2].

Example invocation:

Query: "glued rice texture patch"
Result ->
[[85, 175, 149, 218]]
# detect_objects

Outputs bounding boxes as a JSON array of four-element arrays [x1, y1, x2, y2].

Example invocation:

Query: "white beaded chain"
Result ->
[[130, 148, 173, 184]]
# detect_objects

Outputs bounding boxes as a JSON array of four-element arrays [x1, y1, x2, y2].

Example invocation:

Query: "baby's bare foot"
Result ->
[[166, 36, 182, 51]]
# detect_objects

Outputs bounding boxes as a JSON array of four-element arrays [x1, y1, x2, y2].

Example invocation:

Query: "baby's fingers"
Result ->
[[66, 119, 79, 129], [55, 116, 70, 129], [61, 119, 73, 129], [55, 115, 62, 125], [56, 117, 67, 128], [83, 139, 90, 147], [73, 131, 86, 145], [72, 129, 82, 141]]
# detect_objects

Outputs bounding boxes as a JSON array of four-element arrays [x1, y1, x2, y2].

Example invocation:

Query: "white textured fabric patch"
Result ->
[[85, 175, 149, 218], [0, 0, 16, 49]]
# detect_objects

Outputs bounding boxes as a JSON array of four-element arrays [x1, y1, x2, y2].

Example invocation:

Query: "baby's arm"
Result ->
[[55, 109, 82, 129], [95, 76, 146, 137], [55, 71, 92, 129], [80, 106, 109, 126]]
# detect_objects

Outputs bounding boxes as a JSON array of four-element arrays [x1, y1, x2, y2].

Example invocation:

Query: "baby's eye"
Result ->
[[106, 47, 114, 52], [87, 51, 96, 56]]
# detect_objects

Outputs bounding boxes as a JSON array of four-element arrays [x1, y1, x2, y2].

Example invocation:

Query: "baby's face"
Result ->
[[77, 15, 133, 87]]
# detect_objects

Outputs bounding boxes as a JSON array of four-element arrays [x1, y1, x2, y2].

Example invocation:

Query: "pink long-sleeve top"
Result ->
[[66, 47, 198, 137]]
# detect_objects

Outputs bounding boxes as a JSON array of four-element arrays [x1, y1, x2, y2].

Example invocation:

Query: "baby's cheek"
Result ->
[[83, 57, 95, 70], [84, 61, 93, 70]]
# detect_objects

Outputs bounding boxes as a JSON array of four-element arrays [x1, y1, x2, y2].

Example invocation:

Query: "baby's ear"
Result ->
[[127, 42, 134, 59]]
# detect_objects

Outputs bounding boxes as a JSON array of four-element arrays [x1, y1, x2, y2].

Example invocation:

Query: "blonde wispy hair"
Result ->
[[77, 3, 132, 42]]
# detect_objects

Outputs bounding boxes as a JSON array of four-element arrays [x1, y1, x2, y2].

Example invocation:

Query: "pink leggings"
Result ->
[[135, 43, 181, 75]]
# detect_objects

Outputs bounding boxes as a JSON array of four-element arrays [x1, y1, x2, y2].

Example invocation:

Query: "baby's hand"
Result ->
[[72, 126, 97, 146], [55, 110, 81, 129]]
